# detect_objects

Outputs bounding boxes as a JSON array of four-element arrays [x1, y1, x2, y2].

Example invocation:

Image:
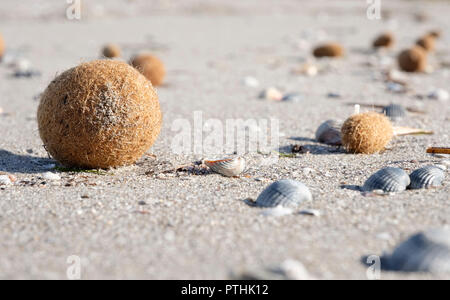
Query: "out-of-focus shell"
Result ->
[[205, 157, 246, 177], [381, 229, 450, 273], [362, 167, 410, 192], [256, 179, 312, 208], [259, 87, 283, 101], [315, 120, 342, 145], [409, 165, 445, 189], [382, 104, 406, 121], [282, 93, 303, 102]]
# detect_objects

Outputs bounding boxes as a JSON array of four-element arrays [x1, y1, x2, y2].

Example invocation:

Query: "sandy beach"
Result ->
[[0, 0, 449, 279]]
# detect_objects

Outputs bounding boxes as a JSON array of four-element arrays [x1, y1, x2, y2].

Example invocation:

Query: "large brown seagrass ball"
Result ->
[[313, 43, 344, 58], [398, 46, 427, 72], [0, 32, 5, 59], [37, 60, 162, 169], [102, 44, 121, 58], [341, 112, 393, 154], [130, 53, 166, 86], [416, 35, 436, 52], [373, 32, 395, 49]]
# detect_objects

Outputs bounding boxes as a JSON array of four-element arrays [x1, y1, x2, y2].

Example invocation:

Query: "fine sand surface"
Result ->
[[0, 0, 449, 279]]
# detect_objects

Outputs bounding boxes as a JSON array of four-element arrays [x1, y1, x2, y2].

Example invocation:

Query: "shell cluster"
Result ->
[[205, 157, 246, 177], [256, 179, 312, 208], [362, 165, 445, 193], [381, 229, 450, 273]]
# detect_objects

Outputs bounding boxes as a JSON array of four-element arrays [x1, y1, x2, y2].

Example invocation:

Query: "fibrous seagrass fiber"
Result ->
[[341, 112, 393, 154], [37, 60, 162, 169]]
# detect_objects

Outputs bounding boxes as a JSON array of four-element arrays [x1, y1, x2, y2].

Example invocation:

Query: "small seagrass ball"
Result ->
[[130, 53, 166, 86], [313, 43, 344, 58], [416, 35, 435, 52], [373, 32, 395, 48], [341, 112, 393, 154], [102, 43, 121, 58], [37, 60, 162, 169], [398, 46, 427, 72], [427, 30, 441, 39], [0, 32, 5, 59]]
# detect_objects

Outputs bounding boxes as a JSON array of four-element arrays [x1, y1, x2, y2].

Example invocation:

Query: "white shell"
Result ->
[[428, 89, 449, 101], [382, 104, 406, 121], [381, 229, 450, 273], [0, 175, 12, 186], [42, 172, 61, 181], [409, 165, 445, 189], [362, 167, 410, 192], [256, 179, 312, 208], [205, 157, 246, 177], [315, 120, 342, 145]]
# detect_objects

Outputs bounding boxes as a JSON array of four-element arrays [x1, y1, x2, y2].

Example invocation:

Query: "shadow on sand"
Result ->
[[0, 149, 56, 174]]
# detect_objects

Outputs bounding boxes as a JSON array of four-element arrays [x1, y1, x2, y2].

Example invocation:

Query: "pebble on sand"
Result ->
[[0, 175, 12, 185], [42, 172, 61, 181], [398, 46, 427, 73]]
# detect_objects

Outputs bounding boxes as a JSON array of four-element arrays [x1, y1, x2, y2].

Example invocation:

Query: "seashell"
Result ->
[[281, 93, 303, 102], [362, 167, 410, 192], [259, 87, 283, 101], [382, 104, 406, 121], [315, 120, 342, 145], [408, 165, 445, 189], [256, 179, 312, 208], [381, 228, 450, 273], [205, 157, 246, 177]]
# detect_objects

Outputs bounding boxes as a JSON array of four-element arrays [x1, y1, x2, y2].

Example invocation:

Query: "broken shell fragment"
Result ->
[[315, 120, 342, 146], [362, 167, 410, 193], [259, 87, 283, 101], [382, 104, 406, 121], [205, 157, 246, 177], [381, 228, 450, 273], [256, 179, 312, 208], [409, 165, 445, 189]]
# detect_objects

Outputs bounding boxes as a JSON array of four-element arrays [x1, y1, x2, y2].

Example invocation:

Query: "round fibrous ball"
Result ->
[[102, 44, 121, 58], [373, 32, 395, 48], [397, 46, 427, 72], [37, 60, 162, 169], [313, 43, 344, 58], [130, 53, 166, 86], [0, 32, 5, 59], [416, 35, 435, 52], [341, 112, 393, 154]]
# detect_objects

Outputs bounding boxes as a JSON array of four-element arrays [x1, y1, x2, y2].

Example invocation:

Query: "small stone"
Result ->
[[42, 172, 61, 181], [243, 76, 259, 87], [428, 89, 449, 101], [282, 93, 303, 102]]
